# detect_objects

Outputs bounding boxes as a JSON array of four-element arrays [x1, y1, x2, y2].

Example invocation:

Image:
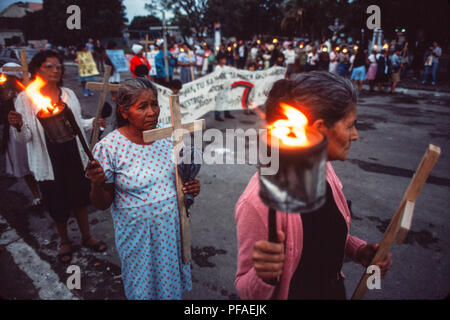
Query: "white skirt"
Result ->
[[5, 126, 31, 178], [109, 72, 121, 83]]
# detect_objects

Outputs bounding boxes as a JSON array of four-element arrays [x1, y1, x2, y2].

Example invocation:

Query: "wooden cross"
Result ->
[[143, 95, 205, 264], [85, 65, 112, 150], [2, 50, 30, 85], [139, 34, 153, 54], [351, 144, 441, 300]]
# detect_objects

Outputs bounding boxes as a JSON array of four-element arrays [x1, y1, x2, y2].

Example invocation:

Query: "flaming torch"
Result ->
[[24, 75, 94, 160], [259, 103, 328, 282]]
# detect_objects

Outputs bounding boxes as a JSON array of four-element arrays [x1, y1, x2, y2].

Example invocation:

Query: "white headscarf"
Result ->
[[131, 44, 143, 55]]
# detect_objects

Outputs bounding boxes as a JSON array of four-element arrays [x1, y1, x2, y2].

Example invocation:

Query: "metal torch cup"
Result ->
[[37, 102, 94, 161], [259, 128, 328, 214], [36, 103, 76, 144]]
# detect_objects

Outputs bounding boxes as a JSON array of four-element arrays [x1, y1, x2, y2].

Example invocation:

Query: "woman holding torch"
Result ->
[[8, 50, 107, 264], [85, 78, 200, 300], [235, 71, 392, 299]]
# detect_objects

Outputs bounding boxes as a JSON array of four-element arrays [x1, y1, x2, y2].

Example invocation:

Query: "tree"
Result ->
[[128, 15, 162, 30], [203, 0, 283, 39], [145, 0, 208, 39], [22, 0, 128, 46]]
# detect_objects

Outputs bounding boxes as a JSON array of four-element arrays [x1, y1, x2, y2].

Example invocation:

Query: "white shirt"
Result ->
[[13, 88, 94, 181], [250, 47, 258, 60], [368, 54, 377, 64], [283, 49, 296, 64], [146, 50, 159, 76]]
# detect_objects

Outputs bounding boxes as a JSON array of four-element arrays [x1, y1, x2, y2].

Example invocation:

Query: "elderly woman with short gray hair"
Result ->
[[235, 71, 392, 300], [86, 77, 200, 300]]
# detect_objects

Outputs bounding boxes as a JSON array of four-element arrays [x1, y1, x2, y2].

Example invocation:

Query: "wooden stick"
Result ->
[[89, 65, 111, 150], [143, 119, 205, 143], [351, 144, 441, 300], [86, 82, 119, 92], [170, 95, 191, 263]]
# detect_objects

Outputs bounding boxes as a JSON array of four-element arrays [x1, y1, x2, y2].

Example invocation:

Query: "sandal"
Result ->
[[57, 242, 73, 264], [82, 236, 107, 253]]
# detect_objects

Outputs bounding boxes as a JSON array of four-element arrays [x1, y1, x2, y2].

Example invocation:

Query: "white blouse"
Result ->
[[12, 87, 94, 181]]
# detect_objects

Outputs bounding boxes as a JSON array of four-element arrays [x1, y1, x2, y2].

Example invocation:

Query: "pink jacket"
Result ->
[[235, 162, 366, 300]]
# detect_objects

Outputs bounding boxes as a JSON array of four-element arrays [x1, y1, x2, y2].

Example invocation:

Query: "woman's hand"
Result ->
[[252, 231, 286, 283], [183, 179, 200, 197], [356, 243, 393, 278], [8, 111, 23, 130], [86, 160, 107, 187]]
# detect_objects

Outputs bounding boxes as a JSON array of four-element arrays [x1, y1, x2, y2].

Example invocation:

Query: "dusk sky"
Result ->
[[0, 0, 164, 23]]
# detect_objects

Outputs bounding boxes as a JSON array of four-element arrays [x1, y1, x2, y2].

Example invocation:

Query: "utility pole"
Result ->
[[150, 11, 179, 79]]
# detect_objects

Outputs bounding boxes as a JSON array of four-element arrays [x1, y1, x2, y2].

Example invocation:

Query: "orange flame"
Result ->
[[0, 73, 7, 84], [24, 75, 59, 114], [267, 103, 310, 147]]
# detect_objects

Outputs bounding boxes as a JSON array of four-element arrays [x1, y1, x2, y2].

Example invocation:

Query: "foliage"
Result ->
[[128, 15, 162, 30]]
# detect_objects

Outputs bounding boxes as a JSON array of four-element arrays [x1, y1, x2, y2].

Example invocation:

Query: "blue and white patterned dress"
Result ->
[[93, 128, 192, 300]]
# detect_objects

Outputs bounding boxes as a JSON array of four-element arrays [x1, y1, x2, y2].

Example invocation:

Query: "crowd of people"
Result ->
[[82, 36, 443, 97]]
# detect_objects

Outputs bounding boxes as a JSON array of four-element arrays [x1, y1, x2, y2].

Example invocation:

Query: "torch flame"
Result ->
[[24, 75, 59, 114], [268, 103, 310, 147], [0, 73, 7, 84]]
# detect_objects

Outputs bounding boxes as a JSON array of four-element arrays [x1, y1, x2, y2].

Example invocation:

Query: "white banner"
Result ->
[[155, 66, 286, 124]]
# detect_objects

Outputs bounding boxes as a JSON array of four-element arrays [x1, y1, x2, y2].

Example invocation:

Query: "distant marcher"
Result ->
[[1, 63, 42, 209], [104, 41, 120, 102], [155, 46, 175, 86], [412, 36, 426, 80], [375, 50, 390, 92], [168, 79, 182, 95], [422, 41, 442, 85], [178, 44, 196, 84], [146, 44, 159, 81], [328, 47, 339, 74], [338, 48, 350, 77], [130, 44, 150, 78], [283, 44, 296, 78], [306, 48, 319, 72], [350, 49, 366, 92], [238, 40, 248, 69], [274, 53, 285, 67], [85, 38, 94, 53], [263, 49, 271, 70], [317, 46, 330, 71], [77, 44, 95, 97], [214, 56, 235, 121], [94, 40, 105, 73], [366, 50, 378, 92], [390, 48, 402, 93]]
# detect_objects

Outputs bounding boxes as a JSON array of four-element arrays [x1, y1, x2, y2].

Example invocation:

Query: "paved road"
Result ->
[[0, 66, 449, 300]]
